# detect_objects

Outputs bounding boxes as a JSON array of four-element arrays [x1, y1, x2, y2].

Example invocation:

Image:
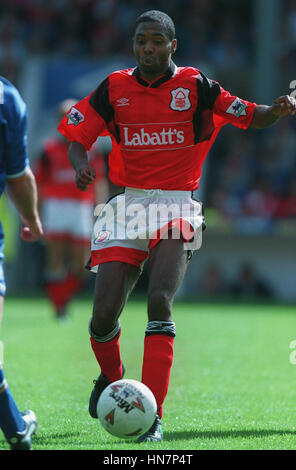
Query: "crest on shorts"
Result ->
[[170, 88, 191, 111], [67, 106, 85, 126], [93, 230, 112, 244]]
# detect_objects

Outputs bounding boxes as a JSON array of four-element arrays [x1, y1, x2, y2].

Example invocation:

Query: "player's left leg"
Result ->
[[138, 234, 190, 442], [0, 297, 37, 450]]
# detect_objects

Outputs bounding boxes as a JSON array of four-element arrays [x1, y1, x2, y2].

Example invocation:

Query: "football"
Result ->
[[97, 379, 157, 439]]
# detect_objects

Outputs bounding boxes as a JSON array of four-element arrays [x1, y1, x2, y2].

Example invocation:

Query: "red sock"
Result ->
[[90, 331, 123, 383], [45, 274, 83, 311], [141, 334, 174, 419], [45, 280, 66, 310], [62, 273, 84, 303]]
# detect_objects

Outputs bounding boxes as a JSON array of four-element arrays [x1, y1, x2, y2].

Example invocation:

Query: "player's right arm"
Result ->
[[68, 141, 96, 191], [57, 78, 113, 192]]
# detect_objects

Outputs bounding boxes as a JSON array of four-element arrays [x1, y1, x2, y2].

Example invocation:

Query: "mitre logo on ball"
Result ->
[[97, 379, 157, 440], [170, 87, 191, 111]]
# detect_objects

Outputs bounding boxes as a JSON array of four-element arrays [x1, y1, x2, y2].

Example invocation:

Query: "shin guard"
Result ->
[[89, 321, 123, 383]]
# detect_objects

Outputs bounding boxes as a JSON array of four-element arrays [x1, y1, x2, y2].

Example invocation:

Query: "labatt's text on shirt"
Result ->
[[123, 127, 185, 147]]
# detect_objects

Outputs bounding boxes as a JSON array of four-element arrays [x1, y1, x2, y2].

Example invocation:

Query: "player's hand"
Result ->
[[271, 95, 296, 118], [75, 164, 96, 191], [20, 216, 44, 242]]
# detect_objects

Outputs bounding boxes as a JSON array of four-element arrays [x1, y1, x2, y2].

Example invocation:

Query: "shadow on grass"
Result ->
[[165, 429, 296, 441], [33, 431, 82, 442]]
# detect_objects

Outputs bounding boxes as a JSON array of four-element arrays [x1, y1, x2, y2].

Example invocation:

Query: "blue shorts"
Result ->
[[0, 225, 5, 297]]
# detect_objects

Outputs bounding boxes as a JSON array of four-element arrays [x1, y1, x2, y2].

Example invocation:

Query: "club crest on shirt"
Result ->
[[67, 107, 85, 126], [226, 98, 247, 117], [170, 88, 191, 111]]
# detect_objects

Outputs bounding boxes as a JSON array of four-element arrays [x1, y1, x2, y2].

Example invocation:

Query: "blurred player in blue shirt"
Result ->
[[0, 76, 43, 450]]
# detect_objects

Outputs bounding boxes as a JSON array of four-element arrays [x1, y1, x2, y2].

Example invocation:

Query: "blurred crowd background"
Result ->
[[1, 0, 295, 303]]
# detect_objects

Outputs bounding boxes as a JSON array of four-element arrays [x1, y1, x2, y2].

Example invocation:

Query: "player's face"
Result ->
[[133, 22, 177, 80]]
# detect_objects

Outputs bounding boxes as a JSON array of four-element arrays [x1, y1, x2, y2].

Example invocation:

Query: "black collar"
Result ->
[[132, 61, 176, 88]]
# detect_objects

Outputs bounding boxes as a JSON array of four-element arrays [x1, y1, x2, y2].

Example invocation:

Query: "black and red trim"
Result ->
[[89, 78, 121, 143], [132, 61, 176, 88], [193, 71, 221, 144]]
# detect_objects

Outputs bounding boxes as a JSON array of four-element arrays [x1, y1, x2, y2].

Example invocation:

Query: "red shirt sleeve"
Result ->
[[57, 93, 109, 150], [213, 87, 257, 129]]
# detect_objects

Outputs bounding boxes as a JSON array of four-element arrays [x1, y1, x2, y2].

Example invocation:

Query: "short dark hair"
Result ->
[[133, 10, 175, 41]]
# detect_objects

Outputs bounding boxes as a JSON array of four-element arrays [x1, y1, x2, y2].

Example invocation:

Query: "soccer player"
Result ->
[[58, 10, 296, 442], [34, 99, 108, 320], [0, 75, 43, 449]]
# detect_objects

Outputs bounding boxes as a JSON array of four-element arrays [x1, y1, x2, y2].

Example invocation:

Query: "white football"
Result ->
[[97, 379, 157, 439]]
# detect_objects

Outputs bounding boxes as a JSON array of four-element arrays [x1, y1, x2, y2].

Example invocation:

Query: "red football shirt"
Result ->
[[34, 137, 105, 201], [58, 63, 256, 191]]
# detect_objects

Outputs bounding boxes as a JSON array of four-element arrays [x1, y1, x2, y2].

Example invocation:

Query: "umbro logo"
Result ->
[[116, 97, 130, 107]]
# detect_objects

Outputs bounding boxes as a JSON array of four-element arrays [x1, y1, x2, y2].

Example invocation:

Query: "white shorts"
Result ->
[[42, 198, 94, 244], [90, 188, 204, 271]]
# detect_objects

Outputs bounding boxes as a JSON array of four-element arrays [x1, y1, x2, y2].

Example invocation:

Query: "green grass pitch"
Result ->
[[0, 297, 296, 450]]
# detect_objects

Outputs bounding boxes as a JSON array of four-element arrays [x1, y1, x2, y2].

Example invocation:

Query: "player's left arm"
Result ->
[[250, 95, 296, 129], [212, 83, 296, 130]]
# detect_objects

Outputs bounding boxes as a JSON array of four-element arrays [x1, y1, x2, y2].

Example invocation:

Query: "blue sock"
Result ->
[[0, 364, 25, 438]]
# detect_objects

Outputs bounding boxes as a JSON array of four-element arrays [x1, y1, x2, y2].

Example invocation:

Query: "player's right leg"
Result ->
[[88, 261, 140, 418]]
